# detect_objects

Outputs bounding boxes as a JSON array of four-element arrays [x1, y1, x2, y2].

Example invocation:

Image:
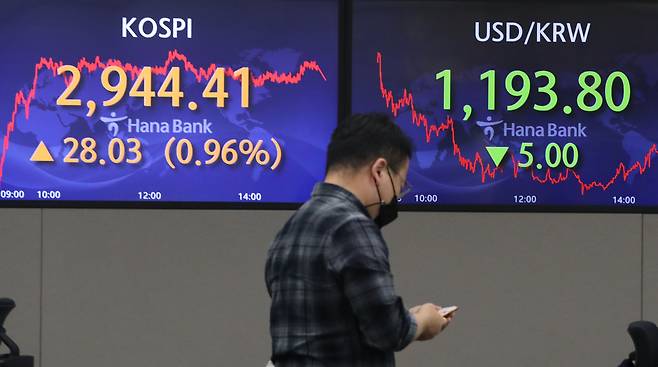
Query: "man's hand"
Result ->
[[409, 303, 450, 341]]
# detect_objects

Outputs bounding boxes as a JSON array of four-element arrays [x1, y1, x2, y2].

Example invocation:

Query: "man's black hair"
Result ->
[[326, 113, 413, 174]]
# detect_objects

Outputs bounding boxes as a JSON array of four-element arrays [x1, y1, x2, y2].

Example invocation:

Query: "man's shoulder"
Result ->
[[268, 190, 378, 255], [298, 194, 372, 230]]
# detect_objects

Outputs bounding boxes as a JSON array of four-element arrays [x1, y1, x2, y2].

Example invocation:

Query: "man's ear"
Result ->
[[370, 158, 388, 183]]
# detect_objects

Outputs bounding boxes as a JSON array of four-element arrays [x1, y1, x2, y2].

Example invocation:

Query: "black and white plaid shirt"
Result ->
[[265, 182, 417, 366]]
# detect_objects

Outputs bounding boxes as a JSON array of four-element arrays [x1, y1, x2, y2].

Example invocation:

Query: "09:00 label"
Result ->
[[0, 190, 25, 199]]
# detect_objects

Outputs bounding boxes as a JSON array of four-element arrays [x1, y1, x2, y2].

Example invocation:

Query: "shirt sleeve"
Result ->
[[325, 216, 417, 352]]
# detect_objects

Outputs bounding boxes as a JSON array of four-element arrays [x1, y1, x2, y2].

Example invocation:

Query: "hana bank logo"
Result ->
[[100, 112, 128, 137], [475, 116, 504, 141]]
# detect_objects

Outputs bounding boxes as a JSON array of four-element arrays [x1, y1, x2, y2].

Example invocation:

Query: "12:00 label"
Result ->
[[138, 192, 162, 200], [514, 195, 537, 204]]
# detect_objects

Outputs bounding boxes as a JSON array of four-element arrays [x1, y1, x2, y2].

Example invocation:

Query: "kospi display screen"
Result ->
[[352, 0, 658, 211], [0, 0, 338, 206]]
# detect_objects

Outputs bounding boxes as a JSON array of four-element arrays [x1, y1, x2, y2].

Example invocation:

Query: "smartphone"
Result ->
[[439, 306, 458, 317]]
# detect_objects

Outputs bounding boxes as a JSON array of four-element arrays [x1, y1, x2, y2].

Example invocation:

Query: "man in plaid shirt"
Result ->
[[265, 113, 453, 366]]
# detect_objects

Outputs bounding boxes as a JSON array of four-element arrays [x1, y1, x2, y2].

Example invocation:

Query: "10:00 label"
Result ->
[[37, 190, 61, 199], [414, 194, 439, 203]]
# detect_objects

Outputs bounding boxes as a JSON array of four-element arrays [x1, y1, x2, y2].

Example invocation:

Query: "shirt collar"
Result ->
[[312, 182, 371, 218]]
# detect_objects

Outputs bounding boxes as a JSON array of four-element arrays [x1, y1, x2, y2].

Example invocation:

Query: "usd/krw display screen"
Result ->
[[352, 0, 658, 210]]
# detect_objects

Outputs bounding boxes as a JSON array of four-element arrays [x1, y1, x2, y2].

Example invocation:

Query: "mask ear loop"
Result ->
[[365, 182, 385, 208], [386, 166, 398, 200], [365, 170, 386, 208], [367, 165, 398, 207]]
